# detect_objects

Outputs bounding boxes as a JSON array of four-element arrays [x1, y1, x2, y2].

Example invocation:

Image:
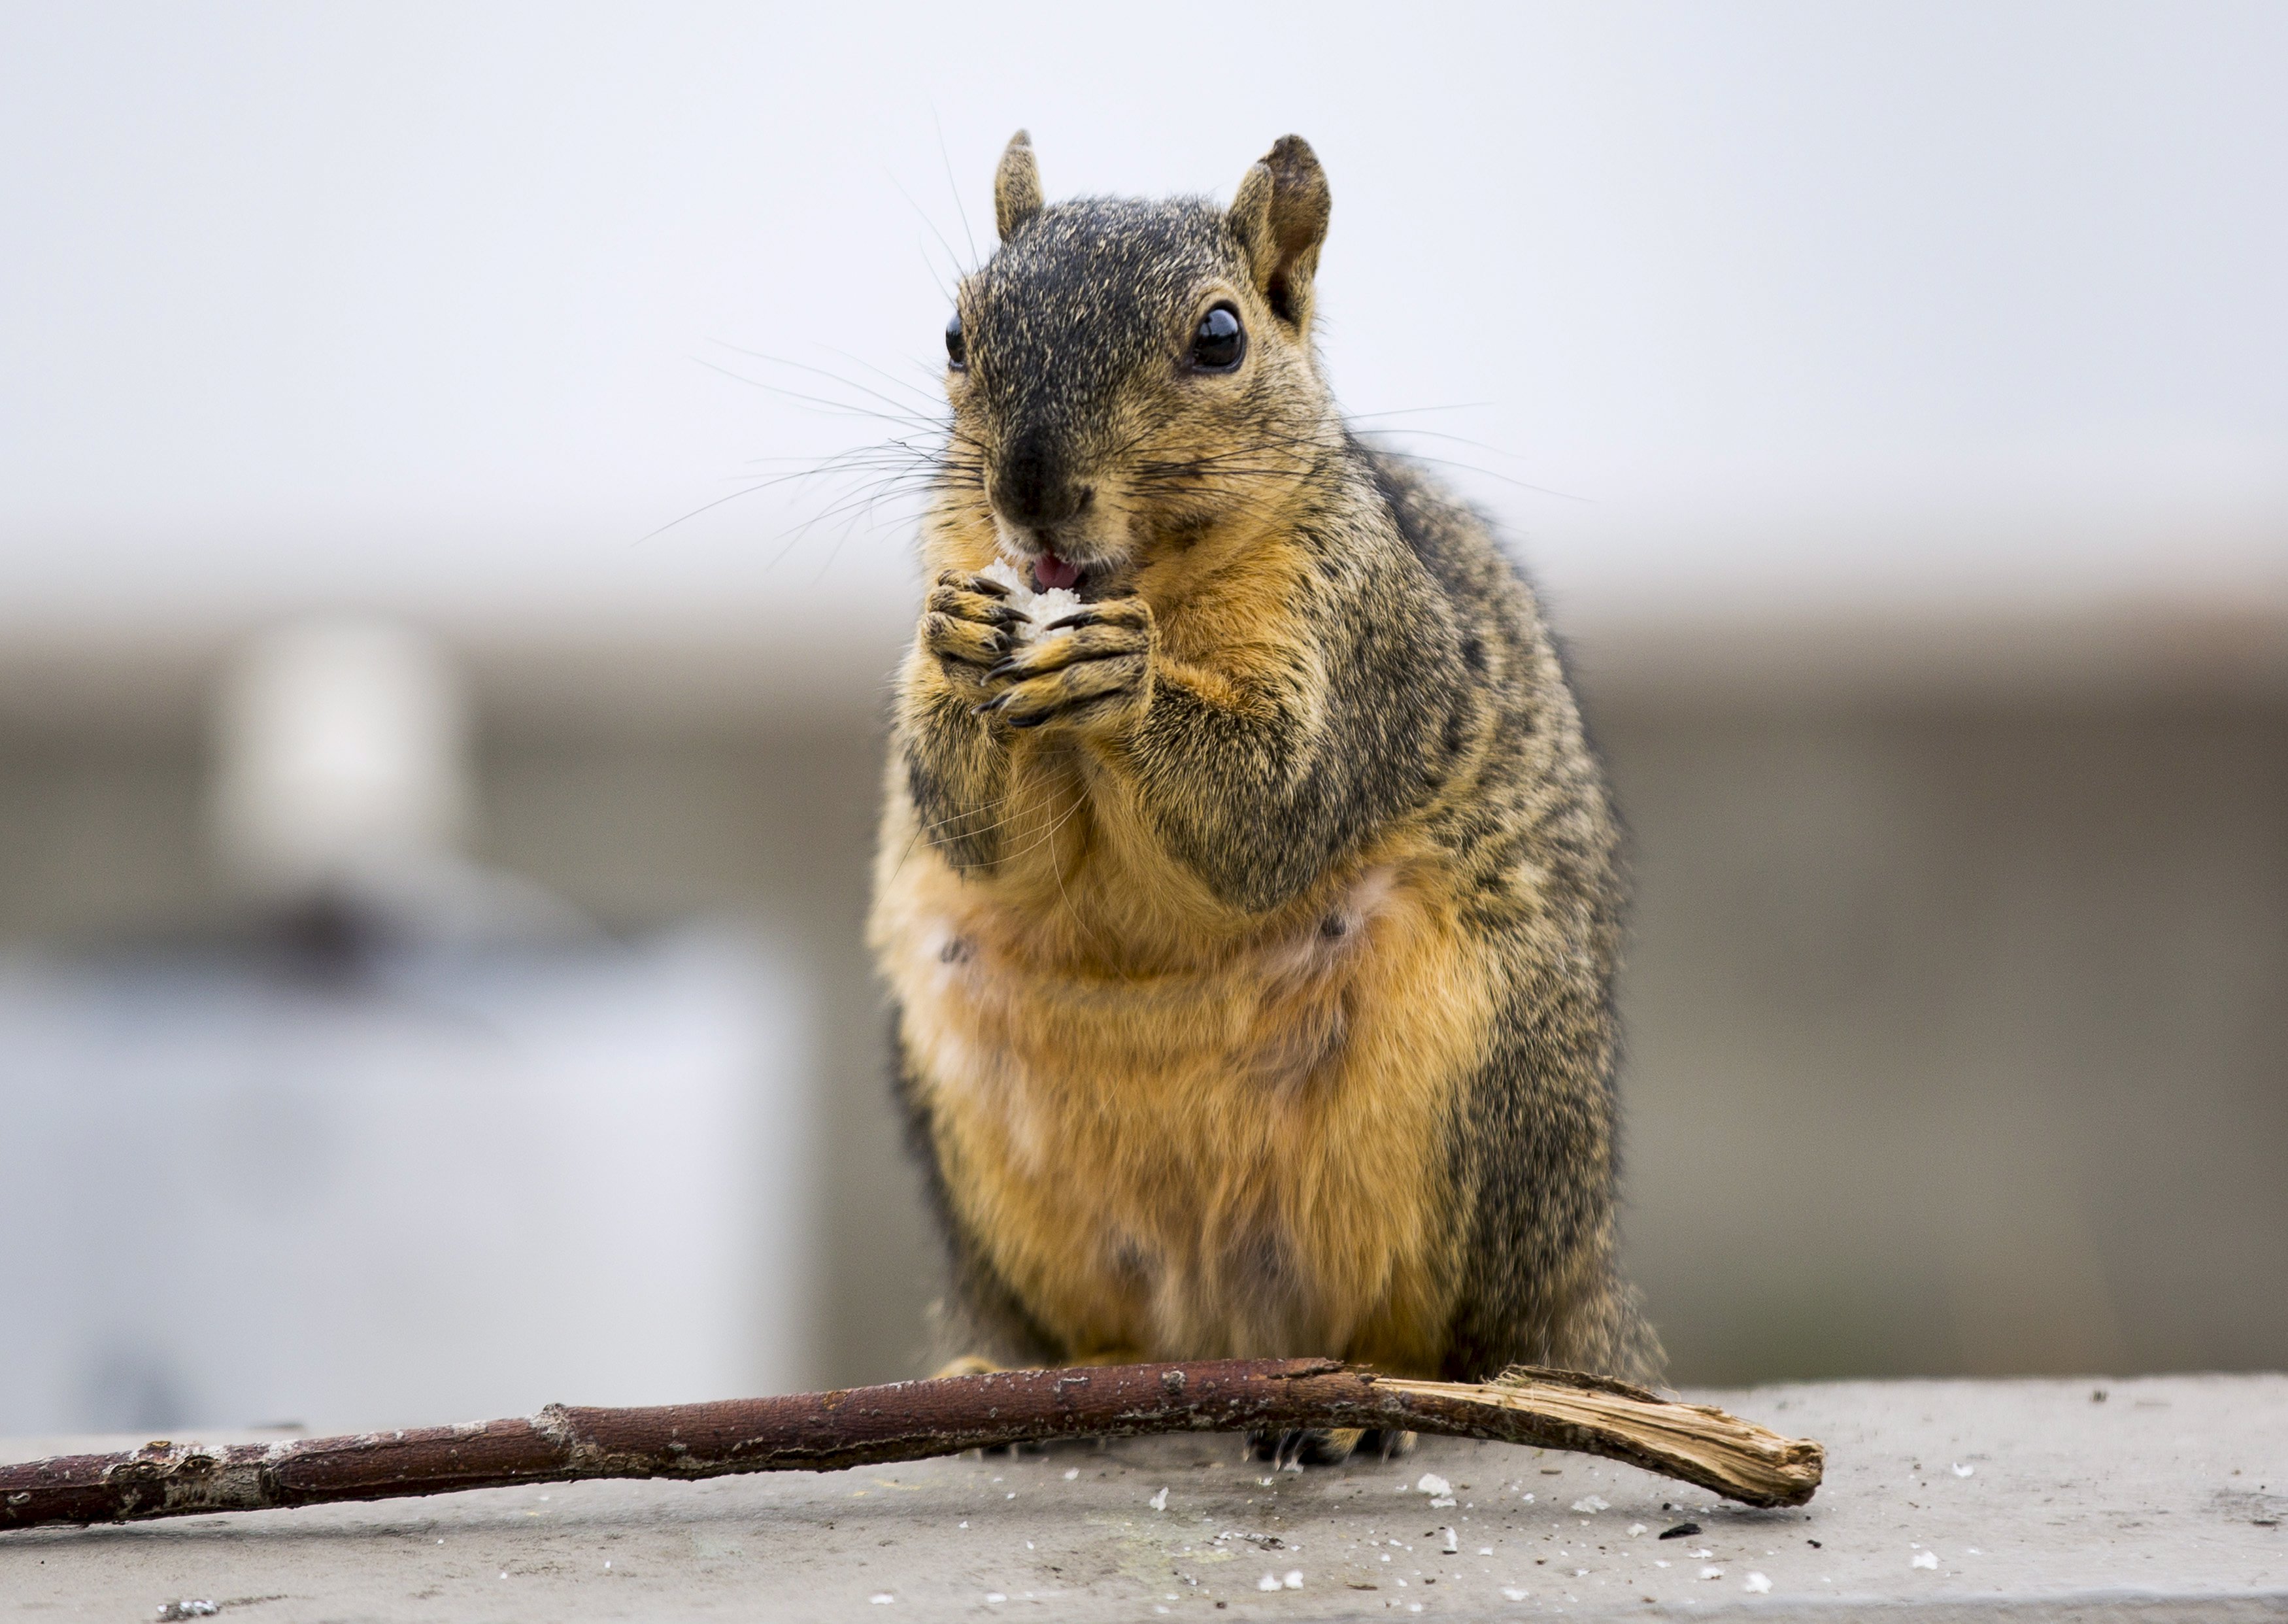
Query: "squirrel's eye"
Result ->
[[1188, 303, 1245, 373], [945, 311, 967, 371]]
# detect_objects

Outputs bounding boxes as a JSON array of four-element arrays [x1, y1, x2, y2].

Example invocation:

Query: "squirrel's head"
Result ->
[[939, 132, 1336, 593]]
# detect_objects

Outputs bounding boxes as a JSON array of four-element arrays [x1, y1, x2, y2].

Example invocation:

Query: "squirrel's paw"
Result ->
[[922, 569, 1030, 702], [976, 594, 1154, 734], [929, 1353, 1006, 1379], [1245, 1427, 1415, 1467]]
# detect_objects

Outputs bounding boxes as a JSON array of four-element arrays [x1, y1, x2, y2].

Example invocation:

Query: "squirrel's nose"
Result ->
[[992, 435, 1092, 530]]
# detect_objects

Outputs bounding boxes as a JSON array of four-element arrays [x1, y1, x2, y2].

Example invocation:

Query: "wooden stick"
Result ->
[[0, 1359, 1822, 1533]]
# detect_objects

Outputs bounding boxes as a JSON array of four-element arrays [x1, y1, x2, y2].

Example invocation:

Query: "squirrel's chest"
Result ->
[[880, 856, 1496, 1366]]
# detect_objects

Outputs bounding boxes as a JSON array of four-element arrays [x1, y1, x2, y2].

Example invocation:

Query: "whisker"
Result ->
[[703, 345, 946, 428], [930, 103, 981, 270], [883, 163, 971, 293]]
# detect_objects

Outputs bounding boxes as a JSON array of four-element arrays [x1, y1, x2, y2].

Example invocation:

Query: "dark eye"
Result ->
[[1188, 303, 1245, 372], [945, 310, 967, 371]]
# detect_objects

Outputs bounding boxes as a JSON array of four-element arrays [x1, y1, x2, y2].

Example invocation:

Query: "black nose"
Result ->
[[993, 433, 1091, 529]]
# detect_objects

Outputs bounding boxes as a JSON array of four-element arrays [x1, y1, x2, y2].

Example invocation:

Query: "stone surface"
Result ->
[[3, 1375, 2283, 1621]]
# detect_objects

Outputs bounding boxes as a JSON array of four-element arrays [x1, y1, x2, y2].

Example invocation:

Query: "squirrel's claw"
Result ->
[[941, 567, 1010, 598], [983, 626, 1139, 683], [924, 574, 1034, 703], [928, 582, 1029, 630], [926, 613, 1012, 669], [974, 594, 1154, 734], [981, 651, 1149, 730]]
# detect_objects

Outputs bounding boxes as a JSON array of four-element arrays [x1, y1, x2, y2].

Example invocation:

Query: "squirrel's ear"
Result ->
[[1228, 135, 1330, 329], [994, 130, 1043, 242]]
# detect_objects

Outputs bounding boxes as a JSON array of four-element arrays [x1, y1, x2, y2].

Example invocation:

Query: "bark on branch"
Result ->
[[0, 1359, 1822, 1533]]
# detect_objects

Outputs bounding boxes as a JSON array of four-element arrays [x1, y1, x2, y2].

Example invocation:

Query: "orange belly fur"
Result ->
[[872, 773, 1496, 1376]]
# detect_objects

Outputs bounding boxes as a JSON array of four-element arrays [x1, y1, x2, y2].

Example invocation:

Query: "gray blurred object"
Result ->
[[0, 926, 811, 1434], [207, 616, 586, 944], [209, 617, 471, 901], [0, 618, 818, 1434]]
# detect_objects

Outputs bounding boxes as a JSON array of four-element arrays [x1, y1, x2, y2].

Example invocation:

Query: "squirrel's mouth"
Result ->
[[994, 516, 1128, 597]]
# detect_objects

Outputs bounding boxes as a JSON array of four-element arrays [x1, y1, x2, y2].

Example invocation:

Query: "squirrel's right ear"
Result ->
[[994, 131, 1043, 242], [1228, 135, 1330, 330]]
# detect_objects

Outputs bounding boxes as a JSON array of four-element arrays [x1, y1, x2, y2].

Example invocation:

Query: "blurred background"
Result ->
[[2, 2, 2281, 1434]]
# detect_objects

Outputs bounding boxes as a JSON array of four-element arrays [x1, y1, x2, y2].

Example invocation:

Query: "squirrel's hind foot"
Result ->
[[1247, 1427, 1417, 1468], [929, 1353, 1007, 1380]]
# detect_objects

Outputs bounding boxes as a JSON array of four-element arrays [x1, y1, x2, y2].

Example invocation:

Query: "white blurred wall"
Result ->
[[1, 1, 2281, 682]]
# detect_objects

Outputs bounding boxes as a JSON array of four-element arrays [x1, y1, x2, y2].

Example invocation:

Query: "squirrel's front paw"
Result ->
[[977, 595, 1154, 735], [923, 569, 1030, 703]]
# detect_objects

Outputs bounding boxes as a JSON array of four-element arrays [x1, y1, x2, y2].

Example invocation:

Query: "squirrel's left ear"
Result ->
[[995, 130, 1043, 242], [1228, 135, 1330, 330]]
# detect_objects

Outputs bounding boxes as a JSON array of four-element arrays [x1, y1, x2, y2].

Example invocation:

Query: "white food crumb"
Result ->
[[1441, 1527, 1459, 1553], [1431, 1497, 1457, 1509], [1417, 1473, 1452, 1497], [1968, 1548, 1982, 1555], [977, 559, 1083, 642], [1655, 1560, 1670, 1568], [1479, 1546, 1494, 1555], [1064, 1468, 1080, 1481], [1952, 1463, 1975, 1478], [1628, 1523, 1647, 1536], [1700, 1565, 1724, 1580], [1691, 1548, 1715, 1560], [1912, 1550, 1940, 1570], [1744, 1572, 1772, 1594], [869, 1595, 894, 1605], [1149, 1487, 1170, 1512], [1284, 1571, 1304, 1589], [1521, 1492, 1534, 1504], [1570, 1495, 1610, 1514], [1258, 1574, 1281, 1591], [1502, 1588, 1528, 1601], [986, 1596, 1005, 1606]]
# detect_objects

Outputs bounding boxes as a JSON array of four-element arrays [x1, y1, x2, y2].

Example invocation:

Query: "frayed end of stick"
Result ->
[[1488, 1364, 1672, 1405]]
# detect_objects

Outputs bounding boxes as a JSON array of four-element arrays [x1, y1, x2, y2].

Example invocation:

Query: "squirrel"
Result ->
[[868, 132, 1664, 1457]]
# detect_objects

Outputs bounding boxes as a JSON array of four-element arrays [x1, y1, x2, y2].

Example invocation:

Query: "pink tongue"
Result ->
[[1034, 551, 1083, 590]]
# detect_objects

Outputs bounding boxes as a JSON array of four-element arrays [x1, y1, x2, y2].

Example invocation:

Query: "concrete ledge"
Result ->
[[3, 1376, 2282, 1621]]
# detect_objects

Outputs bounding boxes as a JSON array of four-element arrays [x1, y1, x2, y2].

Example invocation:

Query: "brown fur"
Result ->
[[869, 134, 1663, 1394]]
